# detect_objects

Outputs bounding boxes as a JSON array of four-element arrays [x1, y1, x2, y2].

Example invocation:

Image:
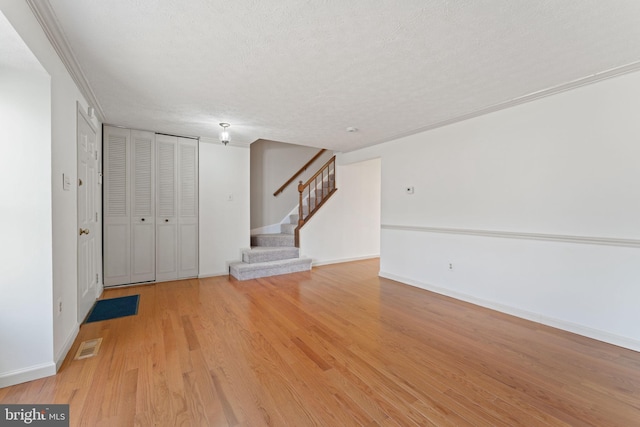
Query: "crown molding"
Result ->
[[26, 0, 105, 122], [359, 60, 640, 151]]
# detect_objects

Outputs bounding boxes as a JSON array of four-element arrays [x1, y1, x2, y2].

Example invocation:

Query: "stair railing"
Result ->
[[295, 155, 337, 247], [273, 149, 327, 196]]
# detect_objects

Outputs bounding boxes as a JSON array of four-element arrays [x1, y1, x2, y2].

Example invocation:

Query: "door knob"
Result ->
[[79, 228, 90, 235]]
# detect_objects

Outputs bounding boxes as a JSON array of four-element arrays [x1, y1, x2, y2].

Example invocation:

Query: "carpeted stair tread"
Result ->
[[280, 223, 296, 234], [251, 233, 295, 247], [243, 247, 299, 263], [229, 257, 312, 281], [231, 170, 334, 281]]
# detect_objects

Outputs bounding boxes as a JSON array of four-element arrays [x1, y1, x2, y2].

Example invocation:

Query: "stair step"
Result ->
[[289, 206, 309, 215], [280, 223, 296, 234], [243, 247, 299, 263], [314, 181, 333, 188], [229, 258, 312, 281], [305, 187, 336, 206], [305, 196, 322, 207], [289, 209, 308, 219], [251, 233, 295, 247]]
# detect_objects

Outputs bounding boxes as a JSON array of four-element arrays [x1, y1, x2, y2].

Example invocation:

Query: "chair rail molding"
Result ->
[[381, 224, 640, 249]]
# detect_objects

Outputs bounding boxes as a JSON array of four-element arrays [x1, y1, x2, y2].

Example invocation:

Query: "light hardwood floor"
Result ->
[[1, 259, 640, 426]]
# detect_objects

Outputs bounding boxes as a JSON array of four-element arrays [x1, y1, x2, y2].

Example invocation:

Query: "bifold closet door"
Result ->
[[104, 127, 198, 286], [178, 137, 198, 278], [130, 130, 156, 283], [155, 134, 179, 282], [155, 134, 199, 281], [104, 126, 156, 286], [103, 126, 131, 286]]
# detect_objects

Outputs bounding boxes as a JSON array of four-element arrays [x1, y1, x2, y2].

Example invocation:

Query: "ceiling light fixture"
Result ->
[[219, 123, 230, 145]]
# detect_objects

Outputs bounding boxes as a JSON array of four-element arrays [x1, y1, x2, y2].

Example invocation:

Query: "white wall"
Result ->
[[51, 80, 102, 371], [300, 157, 380, 265], [344, 70, 640, 351], [0, 1, 101, 386], [199, 140, 250, 276], [0, 2, 250, 388], [250, 139, 333, 231], [0, 18, 54, 386]]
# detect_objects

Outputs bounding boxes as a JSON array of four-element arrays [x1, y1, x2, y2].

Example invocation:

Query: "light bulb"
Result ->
[[219, 123, 230, 145]]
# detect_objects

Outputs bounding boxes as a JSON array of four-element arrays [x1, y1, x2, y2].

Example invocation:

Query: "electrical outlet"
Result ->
[[449, 263, 453, 270]]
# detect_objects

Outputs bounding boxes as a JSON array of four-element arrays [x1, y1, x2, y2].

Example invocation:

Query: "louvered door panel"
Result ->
[[105, 133, 127, 216], [103, 126, 131, 286], [178, 138, 199, 278], [104, 128, 199, 286], [155, 134, 178, 282], [130, 130, 155, 283]]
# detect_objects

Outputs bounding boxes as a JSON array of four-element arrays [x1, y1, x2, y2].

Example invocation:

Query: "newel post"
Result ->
[[297, 180, 305, 226], [295, 180, 304, 248]]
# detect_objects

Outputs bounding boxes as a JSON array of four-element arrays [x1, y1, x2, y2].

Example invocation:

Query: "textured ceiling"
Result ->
[[46, 0, 640, 151]]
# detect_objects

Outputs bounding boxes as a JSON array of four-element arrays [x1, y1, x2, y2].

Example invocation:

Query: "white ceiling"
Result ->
[[0, 10, 45, 73], [43, 0, 640, 151]]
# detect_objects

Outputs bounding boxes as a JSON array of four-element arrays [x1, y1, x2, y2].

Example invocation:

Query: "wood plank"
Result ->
[[2, 259, 640, 426]]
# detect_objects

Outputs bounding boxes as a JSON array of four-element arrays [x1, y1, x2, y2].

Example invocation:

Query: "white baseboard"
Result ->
[[198, 271, 230, 278], [96, 283, 104, 299], [311, 254, 379, 267], [379, 271, 640, 353], [0, 362, 57, 388], [55, 323, 79, 371]]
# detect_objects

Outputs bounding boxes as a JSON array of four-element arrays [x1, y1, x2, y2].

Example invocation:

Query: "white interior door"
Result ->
[[77, 107, 99, 321]]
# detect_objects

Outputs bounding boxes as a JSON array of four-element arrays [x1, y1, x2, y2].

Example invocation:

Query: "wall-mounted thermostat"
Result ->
[[405, 186, 414, 194]]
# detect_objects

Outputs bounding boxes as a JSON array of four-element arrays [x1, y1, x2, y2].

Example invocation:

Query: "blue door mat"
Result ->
[[85, 295, 140, 323]]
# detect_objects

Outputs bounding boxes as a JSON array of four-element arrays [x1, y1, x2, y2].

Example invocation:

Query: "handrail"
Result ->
[[295, 155, 337, 247], [299, 154, 335, 189], [273, 149, 327, 196]]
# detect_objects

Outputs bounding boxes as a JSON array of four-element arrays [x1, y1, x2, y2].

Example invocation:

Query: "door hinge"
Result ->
[[96, 273, 99, 284], [95, 212, 98, 221], [94, 150, 98, 160]]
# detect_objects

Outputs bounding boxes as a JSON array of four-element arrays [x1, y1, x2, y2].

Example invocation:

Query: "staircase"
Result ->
[[229, 214, 312, 280], [230, 154, 337, 281]]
